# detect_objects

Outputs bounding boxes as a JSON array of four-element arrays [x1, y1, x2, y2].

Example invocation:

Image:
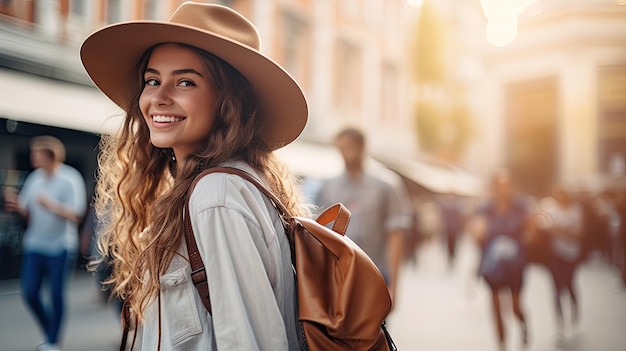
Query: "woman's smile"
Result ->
[[152, 115, 186, 123]]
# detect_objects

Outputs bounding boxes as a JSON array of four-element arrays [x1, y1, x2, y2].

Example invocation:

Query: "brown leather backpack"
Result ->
[[185, 167, 396, 350]]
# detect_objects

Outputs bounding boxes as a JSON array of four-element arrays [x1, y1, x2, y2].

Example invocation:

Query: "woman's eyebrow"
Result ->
[[172, 68, 204, 77], [144, 67, 204, 78]]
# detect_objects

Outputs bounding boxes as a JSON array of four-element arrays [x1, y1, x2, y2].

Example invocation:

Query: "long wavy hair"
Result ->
[[94, 43, 307, 320]]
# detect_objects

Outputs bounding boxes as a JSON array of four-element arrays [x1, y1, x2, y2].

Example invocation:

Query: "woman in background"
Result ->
[[539, 184, 583, 345], [468, 169, 532, 351]]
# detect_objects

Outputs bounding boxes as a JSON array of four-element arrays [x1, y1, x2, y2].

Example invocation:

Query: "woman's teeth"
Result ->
[[153, 115, 185, 123]]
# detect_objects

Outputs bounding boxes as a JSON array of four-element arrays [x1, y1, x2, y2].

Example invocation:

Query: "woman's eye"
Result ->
[[178, 80, 196, 87], [145, 78, 159, 86]]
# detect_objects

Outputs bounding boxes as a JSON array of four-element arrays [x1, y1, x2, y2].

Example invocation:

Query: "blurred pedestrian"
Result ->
[[81, 2, 309, 349], [578, 187, 610, 262], [314, 127, 412, 305], [4, 135, 86, 351], [439, 192, 465, 268], [468, 169, 530, 351], [539, 184, 583, 345]]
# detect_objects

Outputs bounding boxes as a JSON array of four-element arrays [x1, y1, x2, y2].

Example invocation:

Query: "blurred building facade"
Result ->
[[0, 0, 417, 155], [449, 0, 626, 196]]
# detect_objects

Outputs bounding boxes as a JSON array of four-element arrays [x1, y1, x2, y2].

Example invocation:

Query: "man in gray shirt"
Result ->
[[315, 127, 411, 305]]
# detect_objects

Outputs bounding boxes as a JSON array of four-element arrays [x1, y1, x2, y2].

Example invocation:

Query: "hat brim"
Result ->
[[80, 21, 307, 150]]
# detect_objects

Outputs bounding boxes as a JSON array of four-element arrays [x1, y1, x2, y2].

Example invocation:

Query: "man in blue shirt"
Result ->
[[4, 136, 86, 351]]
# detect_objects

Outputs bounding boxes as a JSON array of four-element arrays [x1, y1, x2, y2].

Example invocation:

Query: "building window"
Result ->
[[70, 0, 86, 17], [381, 62, 398, 123], [143, 0, 159, 20], [1, 0, 35, 22], [282, 11, 309, 88], [106, 0, 121, 23], [0, 0, 13, 16], [334, 39, 361, 117], [598, 65, 626, 177]]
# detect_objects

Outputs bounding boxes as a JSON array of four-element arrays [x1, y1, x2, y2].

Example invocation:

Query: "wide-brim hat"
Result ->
[[80, 1, 307, 150]]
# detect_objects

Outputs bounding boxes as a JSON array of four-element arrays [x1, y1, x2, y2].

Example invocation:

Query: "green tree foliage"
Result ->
[[410, 0, 448, 84], [415, 101, 440, 153], [410, 0, 474, 161]]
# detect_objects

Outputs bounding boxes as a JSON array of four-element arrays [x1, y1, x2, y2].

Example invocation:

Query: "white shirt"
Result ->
[[140, 162, 301, 350], [540, 197, 582, 261], [19, 163, 86, 256]]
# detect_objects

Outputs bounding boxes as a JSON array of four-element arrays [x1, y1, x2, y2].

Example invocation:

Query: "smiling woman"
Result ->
[[80, 2, 309, 350]]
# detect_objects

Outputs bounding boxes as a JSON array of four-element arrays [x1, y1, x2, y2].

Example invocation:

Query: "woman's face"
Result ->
[[139, 44, 218, 159]]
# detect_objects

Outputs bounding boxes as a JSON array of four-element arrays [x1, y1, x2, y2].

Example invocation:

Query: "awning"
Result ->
[[275, 141, 486, 196], [0, 68, 123, 134], [373, 152, 486, 197], [274, 141, 344, 179]]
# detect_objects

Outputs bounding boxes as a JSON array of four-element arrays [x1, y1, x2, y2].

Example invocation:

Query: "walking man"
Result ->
[[315, 127, 412, 304], [4, 136, 86, 351]]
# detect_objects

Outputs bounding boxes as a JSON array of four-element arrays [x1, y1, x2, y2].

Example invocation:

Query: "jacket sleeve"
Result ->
[[190, 198, 290, 350]]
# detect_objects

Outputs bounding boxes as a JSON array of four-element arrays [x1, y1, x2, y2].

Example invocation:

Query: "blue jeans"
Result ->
[[21, 250, 68, 345]]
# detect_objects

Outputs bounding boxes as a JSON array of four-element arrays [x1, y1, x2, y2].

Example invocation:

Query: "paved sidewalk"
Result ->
[[387, 236, 626, 351], [0, 269, 120, 351]]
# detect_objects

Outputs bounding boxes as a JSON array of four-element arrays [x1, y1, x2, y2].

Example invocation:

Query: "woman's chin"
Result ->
[[149, 138, 173, 149]]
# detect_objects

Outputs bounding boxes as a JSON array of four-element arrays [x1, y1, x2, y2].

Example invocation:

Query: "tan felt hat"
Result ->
[[80, 1, 307, 150]]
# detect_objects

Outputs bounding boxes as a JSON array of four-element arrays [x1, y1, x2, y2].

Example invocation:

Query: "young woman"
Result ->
[[468, 169, 531, 351], [80, 3, 308, 350], [539, 185, 583, 345]]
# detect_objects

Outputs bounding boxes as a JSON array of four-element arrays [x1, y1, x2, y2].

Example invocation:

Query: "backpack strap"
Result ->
[[183, 166, 290, 314], [184, 197, 211, 313], [183, 166, 351, 315]]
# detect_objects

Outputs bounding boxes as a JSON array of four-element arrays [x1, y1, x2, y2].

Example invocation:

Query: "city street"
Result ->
[[1, 236, 625, 351], [388, 236, 626, 351]]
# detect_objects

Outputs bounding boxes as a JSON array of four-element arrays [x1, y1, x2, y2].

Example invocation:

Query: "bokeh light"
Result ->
[[480, 0, 537, 46]]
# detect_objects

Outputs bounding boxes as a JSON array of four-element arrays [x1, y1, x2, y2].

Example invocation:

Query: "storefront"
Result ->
[[0, 68, 120, 279]]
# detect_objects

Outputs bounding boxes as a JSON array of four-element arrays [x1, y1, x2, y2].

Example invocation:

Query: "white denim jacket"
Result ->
[[139, 162, 301, 350]]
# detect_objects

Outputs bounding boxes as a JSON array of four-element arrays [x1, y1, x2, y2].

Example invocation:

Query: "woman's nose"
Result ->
[[151, 85, 173, 105]]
